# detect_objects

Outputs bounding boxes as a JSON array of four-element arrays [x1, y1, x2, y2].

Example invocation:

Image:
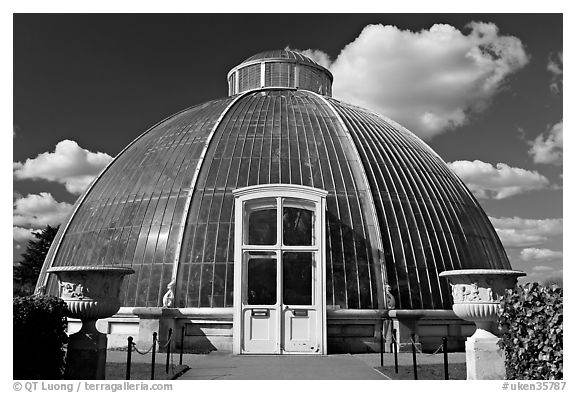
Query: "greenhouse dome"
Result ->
[[37, 49, 511, 354]]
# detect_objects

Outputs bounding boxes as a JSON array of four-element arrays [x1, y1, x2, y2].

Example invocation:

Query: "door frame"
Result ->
[[232, 184, 328, 355]]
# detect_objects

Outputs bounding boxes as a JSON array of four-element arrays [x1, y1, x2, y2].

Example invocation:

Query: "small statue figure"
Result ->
[[162, 280, 175, 308], [385, 284, 396, 309]]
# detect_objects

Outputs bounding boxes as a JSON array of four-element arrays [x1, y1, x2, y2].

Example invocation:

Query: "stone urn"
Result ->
[[439, 269, 525, 380], [48, 266, 134, 380]]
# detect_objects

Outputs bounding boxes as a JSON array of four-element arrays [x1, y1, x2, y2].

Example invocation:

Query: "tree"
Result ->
[[13, 225, 59, 296]]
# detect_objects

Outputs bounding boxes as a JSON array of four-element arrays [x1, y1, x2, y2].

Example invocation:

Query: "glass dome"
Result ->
[[37, 49, 510, 312]]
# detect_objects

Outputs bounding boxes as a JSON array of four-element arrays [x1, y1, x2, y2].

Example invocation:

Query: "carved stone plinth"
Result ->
[[439, 269, 525, 380], [48, 266, 134, 380]]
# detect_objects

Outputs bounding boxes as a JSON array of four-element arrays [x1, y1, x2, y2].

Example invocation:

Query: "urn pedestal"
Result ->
[[439, 269, 525, 380], [48, 266, 134, 380]]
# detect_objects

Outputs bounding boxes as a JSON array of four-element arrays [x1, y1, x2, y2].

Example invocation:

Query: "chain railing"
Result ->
[[132, 335, 156, 355], [125, 328, 181, 380], [411, 333, 418, 379], [410, 335, 444, 356], [380, 318, 450, 380], [179, 325, 185, 366], [158, 328, 174, 375], [125, 322, 452, 381]]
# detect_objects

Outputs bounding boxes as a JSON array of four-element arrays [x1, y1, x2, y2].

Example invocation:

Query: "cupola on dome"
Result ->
[[37, 49, 511, 355], [227, 49, 333, 96]]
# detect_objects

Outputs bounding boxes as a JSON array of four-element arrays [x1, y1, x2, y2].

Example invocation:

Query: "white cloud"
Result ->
[[298, 22, 529, 139], [547, 52, 563, 75], [532, 266, 555, 273], [520, 248, 563, 262], [13, 192, 73, 228], [13, 226, 39, 242], [13, 139, 113, 194], [447, 160, 549, 199], [489, 216, 562, 248], [298, 48, 333, 69], [496, 230, 547, 249], [529, 121, 563, 166], [547, 51, 563, 94]]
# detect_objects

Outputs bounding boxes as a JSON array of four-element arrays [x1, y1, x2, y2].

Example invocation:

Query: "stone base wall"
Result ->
[[418, 317, 476, 352], [68, 308, 475, 353], [68, 313, 140, 349]]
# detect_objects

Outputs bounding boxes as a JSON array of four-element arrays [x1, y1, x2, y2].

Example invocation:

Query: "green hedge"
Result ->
[[13, 295, 68, 379], [498, 282, 563, 380]]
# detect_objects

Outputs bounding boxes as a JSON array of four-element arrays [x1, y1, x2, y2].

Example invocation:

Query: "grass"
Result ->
[[377, 363, 466, 380], [106, 363, 188, 380]]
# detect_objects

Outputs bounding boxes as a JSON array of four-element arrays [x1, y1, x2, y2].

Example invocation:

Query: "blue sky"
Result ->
[[11, 12, 563, 284]]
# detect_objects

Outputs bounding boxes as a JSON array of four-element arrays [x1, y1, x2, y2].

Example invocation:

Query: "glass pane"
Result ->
[[283, 252, 313, 305], [247, 252, 277, 305], [247, 203, 277, 245], [283, 204, 314, 246]]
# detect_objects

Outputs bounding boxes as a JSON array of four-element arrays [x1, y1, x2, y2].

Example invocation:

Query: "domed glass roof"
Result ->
[[37, 52, 510, 311], [242, 49, 323, 67]]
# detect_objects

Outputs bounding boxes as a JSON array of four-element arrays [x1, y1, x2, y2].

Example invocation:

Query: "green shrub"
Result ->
[[13, 295, 68, 379], [498, 282, 563, 380]]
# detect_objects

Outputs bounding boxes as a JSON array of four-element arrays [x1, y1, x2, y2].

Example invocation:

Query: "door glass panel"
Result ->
[[246, 252, 277, 305], [283, 203, 314, 246], [247, 201, 277, 245], [283, 252, 313, 305]]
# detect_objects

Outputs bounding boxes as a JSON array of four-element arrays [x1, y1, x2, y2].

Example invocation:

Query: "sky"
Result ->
[[11, 12, 563, 285]]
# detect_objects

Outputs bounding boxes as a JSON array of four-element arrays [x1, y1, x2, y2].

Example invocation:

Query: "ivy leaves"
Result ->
[[497, 282, 563, 380]]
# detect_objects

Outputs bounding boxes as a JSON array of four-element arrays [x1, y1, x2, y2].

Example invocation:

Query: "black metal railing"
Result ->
[[125, 327, 186, 380], [379, 319, 450, 380]]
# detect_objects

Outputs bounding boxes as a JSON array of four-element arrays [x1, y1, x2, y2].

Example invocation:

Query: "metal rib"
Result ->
[[367, 118, 445, 308], [168, 90, 256, 306], [329, 101, 404, 308], [309, 91, 388, 309], [339, 106, 418, 309]]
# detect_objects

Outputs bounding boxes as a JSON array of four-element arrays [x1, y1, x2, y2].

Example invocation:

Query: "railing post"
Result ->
[[151, 332, 157, 380], [411, 332, 418, 380], [392, 328, 398, 374], [180, 325, 185, 366], [380, 319, 384, 367], [166, 328, 172, 374], [443, 336, 449, 380], [126, 336, 133, 380]]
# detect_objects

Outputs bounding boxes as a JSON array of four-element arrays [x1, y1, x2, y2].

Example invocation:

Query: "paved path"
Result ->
[[107, 350, 465, 380], [177, 353, 387, 380]]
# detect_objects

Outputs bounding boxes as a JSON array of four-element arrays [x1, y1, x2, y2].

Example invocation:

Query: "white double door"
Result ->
[[233, 186, 327, 355]]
